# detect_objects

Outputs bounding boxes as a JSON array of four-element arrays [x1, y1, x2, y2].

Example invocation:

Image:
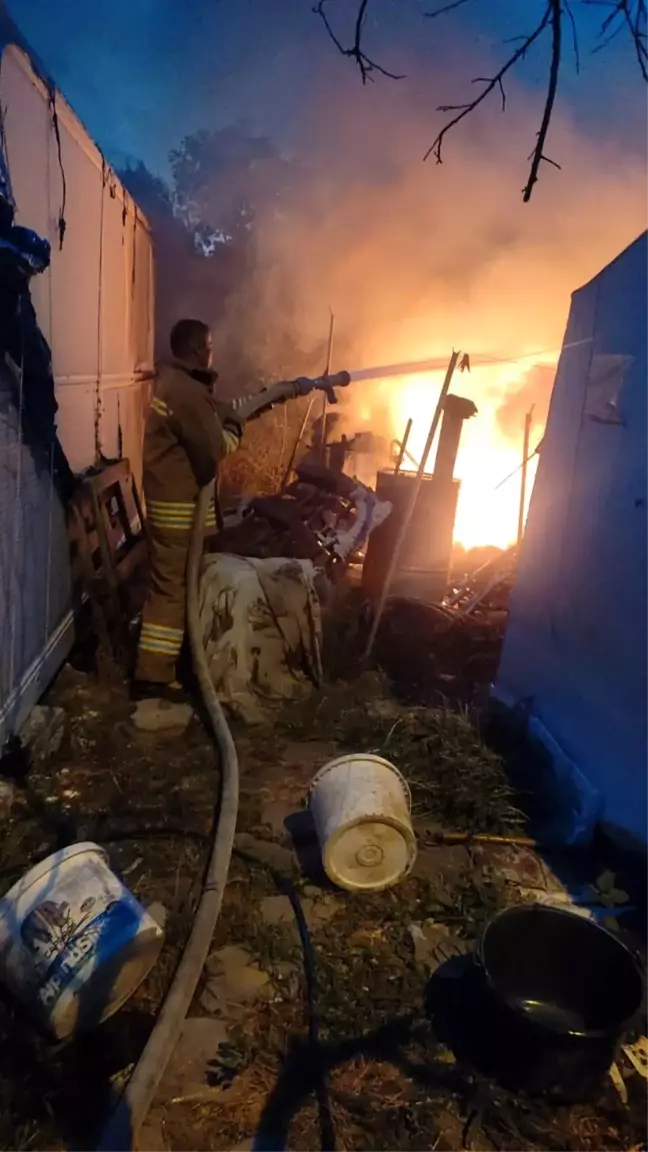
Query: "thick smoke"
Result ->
[[217, 51, 646, 452]]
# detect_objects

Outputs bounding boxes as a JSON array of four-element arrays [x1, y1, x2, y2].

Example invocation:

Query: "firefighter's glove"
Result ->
[[223, 413, 244, 441], [293, 376, 315, 397]]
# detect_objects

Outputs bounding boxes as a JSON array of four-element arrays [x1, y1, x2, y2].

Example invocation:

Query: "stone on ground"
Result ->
[[301, 893, 338, 929], [131, 698, 193, 732], [259, 799, 295, 842], [269, 960, 301, 1000], [259, 894, 295, 926], [146, 901, 167, 930], [200, 944, 272, 1019], [411, 844, 470, 885], [155, 1016, 229, 1104], [259, 889, 338, 933], [474, 843, 547, 890], [0, 780, 16, 821], [408, 922, 470, 974], [19, 705, 66, 763], [234, 833, 295, 873]]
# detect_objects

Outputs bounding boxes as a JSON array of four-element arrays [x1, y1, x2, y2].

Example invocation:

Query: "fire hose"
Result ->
[[96, 370, 350, 1151], [232, 369, 351, 422]]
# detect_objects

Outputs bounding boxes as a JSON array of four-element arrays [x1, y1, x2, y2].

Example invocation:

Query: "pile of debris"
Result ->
[[214, 463, 391, 577]]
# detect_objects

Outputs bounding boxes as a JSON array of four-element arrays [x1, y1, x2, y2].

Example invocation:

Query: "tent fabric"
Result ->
[[198, 554, 323, 724], [494, 232, 647, 848], [0, 224, 75, 502]]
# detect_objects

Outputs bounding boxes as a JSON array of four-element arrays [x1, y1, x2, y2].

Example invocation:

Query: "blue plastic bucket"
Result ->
[[0, 842, 164, 1039]]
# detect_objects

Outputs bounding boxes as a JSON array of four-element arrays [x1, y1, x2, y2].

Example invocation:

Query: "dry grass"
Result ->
[[220, 397, 314, 497], [0, 653, 644, 1152], [279, 671, 524, 835]]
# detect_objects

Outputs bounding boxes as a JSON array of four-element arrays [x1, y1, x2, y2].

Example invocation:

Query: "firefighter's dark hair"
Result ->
[[170, 318, 210, 358]]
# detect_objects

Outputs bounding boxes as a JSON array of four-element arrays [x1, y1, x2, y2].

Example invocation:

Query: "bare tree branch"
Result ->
[[618, 0, 647, 79], [423, 0, 567, 201], [564, 0, 581, 71], [313, 0, 405, 84], [315, 0, 647, 201], [586, 0, 647, 79], [522, 1, 563, 201], [424, 0, 474, 16]]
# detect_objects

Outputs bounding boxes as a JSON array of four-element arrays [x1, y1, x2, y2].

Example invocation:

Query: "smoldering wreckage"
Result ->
[[0, 22, 646, 1152]]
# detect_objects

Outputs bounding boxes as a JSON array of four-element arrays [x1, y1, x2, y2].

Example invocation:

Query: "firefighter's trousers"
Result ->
[[135, 497, 216, 685]]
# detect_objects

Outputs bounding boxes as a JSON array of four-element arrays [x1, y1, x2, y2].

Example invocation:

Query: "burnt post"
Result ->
[[433, 394, 478, 482]]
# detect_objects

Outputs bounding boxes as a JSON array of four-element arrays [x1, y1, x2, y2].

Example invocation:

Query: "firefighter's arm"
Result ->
[[172, 392, 243, 486]]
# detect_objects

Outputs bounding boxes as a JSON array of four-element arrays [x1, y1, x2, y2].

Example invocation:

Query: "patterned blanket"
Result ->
[[198, 553, 323, 724]]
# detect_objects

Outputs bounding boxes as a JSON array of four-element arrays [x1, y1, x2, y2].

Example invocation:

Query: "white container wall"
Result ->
[[0, 38, 155, 743]]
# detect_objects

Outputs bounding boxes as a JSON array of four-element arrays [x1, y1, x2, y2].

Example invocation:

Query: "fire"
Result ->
[[376, 355, 557, 551]]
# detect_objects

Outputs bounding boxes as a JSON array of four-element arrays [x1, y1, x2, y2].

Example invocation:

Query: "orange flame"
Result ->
[[372, 354, 557, 551]]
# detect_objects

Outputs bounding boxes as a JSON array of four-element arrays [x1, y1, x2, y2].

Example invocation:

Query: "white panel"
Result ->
[[0, 46, 49, 234], [101, 181, 131, 378], [131, 213, 154, 373], [0, 44, 155, 473], [99, 380, 147, 486], [0, 45, 53, 345], [54, 382, 97, 473], [48, 111, 102, 380], [0, 37, 155, 739]]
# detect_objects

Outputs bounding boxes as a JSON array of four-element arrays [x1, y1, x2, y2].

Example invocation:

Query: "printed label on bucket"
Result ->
[[15, 855, 126, 986], [37, 898, 143, 1010]]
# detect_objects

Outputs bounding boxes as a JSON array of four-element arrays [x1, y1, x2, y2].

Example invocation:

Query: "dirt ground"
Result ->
[[0, 601, 645, 1152]]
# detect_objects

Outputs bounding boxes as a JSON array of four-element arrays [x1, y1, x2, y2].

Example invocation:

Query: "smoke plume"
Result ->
[[217, 51, 645, 455], [194, 27, 646, 545]]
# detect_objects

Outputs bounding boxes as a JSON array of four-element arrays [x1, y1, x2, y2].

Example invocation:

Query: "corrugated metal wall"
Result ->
[[0, 42, 155, 743]]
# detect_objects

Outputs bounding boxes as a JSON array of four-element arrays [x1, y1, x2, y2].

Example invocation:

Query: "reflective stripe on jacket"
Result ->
[[147, 498, 217, 531]]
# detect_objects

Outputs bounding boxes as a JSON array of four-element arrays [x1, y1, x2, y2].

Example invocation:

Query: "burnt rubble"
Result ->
[[211, 463, 391, 576]]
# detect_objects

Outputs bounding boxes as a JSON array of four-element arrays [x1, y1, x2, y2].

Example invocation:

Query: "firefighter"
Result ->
[[133, 318, 249, 702]]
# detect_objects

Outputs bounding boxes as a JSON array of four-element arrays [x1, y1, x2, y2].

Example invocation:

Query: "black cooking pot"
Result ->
[[474, 904, 644, 1101]]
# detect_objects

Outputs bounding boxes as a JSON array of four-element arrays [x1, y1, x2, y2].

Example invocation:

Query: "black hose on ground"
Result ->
[[96, 484, 240, 1151]]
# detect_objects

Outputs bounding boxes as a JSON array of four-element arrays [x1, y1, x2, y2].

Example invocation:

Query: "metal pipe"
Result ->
[[320, 309, 335, 465], [518, 406, 534, 545], [363, 350, 460, 660], [393, 418, 412, 474], [433, 396, 477, 482], [427, 831, 538, 848], [279, 396, 315, 491]]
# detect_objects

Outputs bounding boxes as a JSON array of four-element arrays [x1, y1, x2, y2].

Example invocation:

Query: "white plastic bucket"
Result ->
[[0, 842, 164, 1040], [309, 754, 417, 892]]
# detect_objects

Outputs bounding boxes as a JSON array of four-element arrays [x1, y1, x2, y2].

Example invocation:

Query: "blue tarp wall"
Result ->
[[494, 232, 647, 848]]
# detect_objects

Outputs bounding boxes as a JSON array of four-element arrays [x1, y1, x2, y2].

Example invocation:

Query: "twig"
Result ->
[[618, 0, 647, 78], [425, 0, 474, 16], [423, 1, 563, 203], [564, 0, 581, 71], [313, 0, 405, 83], [586, 0, 647, 79], [315, 0, 646, 199], [320, 307, 335, 465], [522, 0, 562, 201]]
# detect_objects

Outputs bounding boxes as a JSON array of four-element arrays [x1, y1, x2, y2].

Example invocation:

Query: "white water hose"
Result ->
[[97, 372, 352, 1148], [97, 483, 240, 1151]]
